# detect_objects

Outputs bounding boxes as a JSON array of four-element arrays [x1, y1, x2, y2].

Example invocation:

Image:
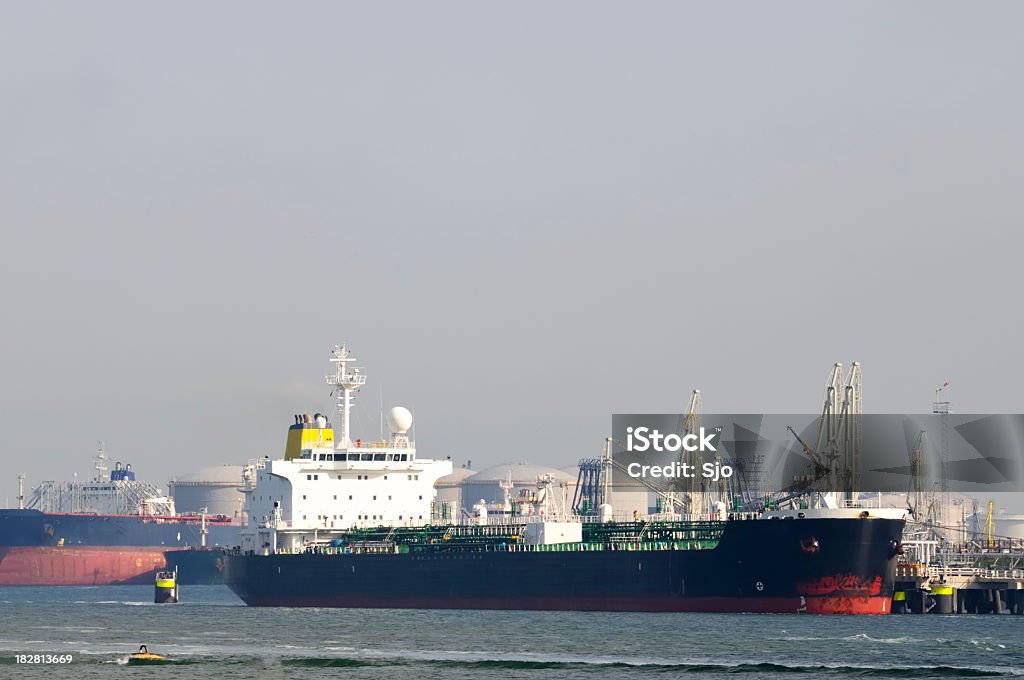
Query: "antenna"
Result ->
[[325, 345, 367, 449], [932, 381, 952, 539]]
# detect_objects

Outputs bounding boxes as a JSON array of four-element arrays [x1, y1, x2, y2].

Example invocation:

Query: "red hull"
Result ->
[[238, 594, 892, 615], [0, 546, 167, 586]]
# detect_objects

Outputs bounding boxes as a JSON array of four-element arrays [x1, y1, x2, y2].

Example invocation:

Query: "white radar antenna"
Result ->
[[326, 344, 366, 449]]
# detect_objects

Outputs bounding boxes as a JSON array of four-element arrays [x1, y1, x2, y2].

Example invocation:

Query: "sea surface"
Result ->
[[0, 586, 1021, 679]]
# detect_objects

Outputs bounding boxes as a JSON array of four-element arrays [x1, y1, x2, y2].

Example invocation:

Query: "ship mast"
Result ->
[[326, 344, 366, 449], [93, 442, 108, 482]]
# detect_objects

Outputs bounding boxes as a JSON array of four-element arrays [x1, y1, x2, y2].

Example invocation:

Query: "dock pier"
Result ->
[[894, 558, 1024, 614]]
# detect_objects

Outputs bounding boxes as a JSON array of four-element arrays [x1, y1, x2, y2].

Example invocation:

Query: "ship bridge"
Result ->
[[241, 345, 452, 554]]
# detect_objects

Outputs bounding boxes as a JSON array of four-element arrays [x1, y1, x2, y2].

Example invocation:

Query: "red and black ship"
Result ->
[[1, 454, 240, 585], [225, 510, 905, 614], [0, 508, 240, 585]]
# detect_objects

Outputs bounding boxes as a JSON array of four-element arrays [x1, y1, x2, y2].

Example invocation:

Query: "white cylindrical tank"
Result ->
[[994, 514, 1024, 540], [598, 503, 614, 523], [168, 466, 245, 517]]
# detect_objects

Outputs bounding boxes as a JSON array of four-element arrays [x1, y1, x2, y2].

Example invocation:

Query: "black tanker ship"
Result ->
[[223, 345, 907, 615], [225, 513, 905, 614]]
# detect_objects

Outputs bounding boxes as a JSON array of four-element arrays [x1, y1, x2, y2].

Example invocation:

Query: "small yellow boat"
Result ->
[[127, 645, 167, 664]]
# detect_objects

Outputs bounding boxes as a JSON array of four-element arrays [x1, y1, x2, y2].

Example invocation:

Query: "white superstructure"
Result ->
[[241, 345, 452, 553]]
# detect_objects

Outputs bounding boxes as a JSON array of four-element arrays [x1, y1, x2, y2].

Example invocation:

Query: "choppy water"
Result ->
[[0, 586, 1022, 679]]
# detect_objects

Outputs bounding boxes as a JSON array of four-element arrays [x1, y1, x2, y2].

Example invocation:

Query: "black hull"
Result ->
[[164, 548, 228, 585], [226, 517, 904, 614], [0, 509, 241, 548]]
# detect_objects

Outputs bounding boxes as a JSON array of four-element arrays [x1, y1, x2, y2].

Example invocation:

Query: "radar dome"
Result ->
[[386, 406, 413, 434]]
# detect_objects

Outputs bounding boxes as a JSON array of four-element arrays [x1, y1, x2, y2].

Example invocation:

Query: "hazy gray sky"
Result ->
[[2, 3, 1022, 506]]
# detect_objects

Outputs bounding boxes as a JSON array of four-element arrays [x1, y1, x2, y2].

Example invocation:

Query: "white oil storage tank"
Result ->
[[461, 462, 577, 513], [168, 465, 245, 518], [433, 466, 474, 523]]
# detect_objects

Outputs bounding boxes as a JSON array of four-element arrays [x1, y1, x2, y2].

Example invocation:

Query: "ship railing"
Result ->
[[929, 565, 1024, 580], [300, 540, 713, 556]]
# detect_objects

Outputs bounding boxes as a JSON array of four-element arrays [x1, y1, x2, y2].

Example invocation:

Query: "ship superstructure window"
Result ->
[[374, 453, 386, 461], [361, 453, 372, 461], [347, 453, 359, 461]]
